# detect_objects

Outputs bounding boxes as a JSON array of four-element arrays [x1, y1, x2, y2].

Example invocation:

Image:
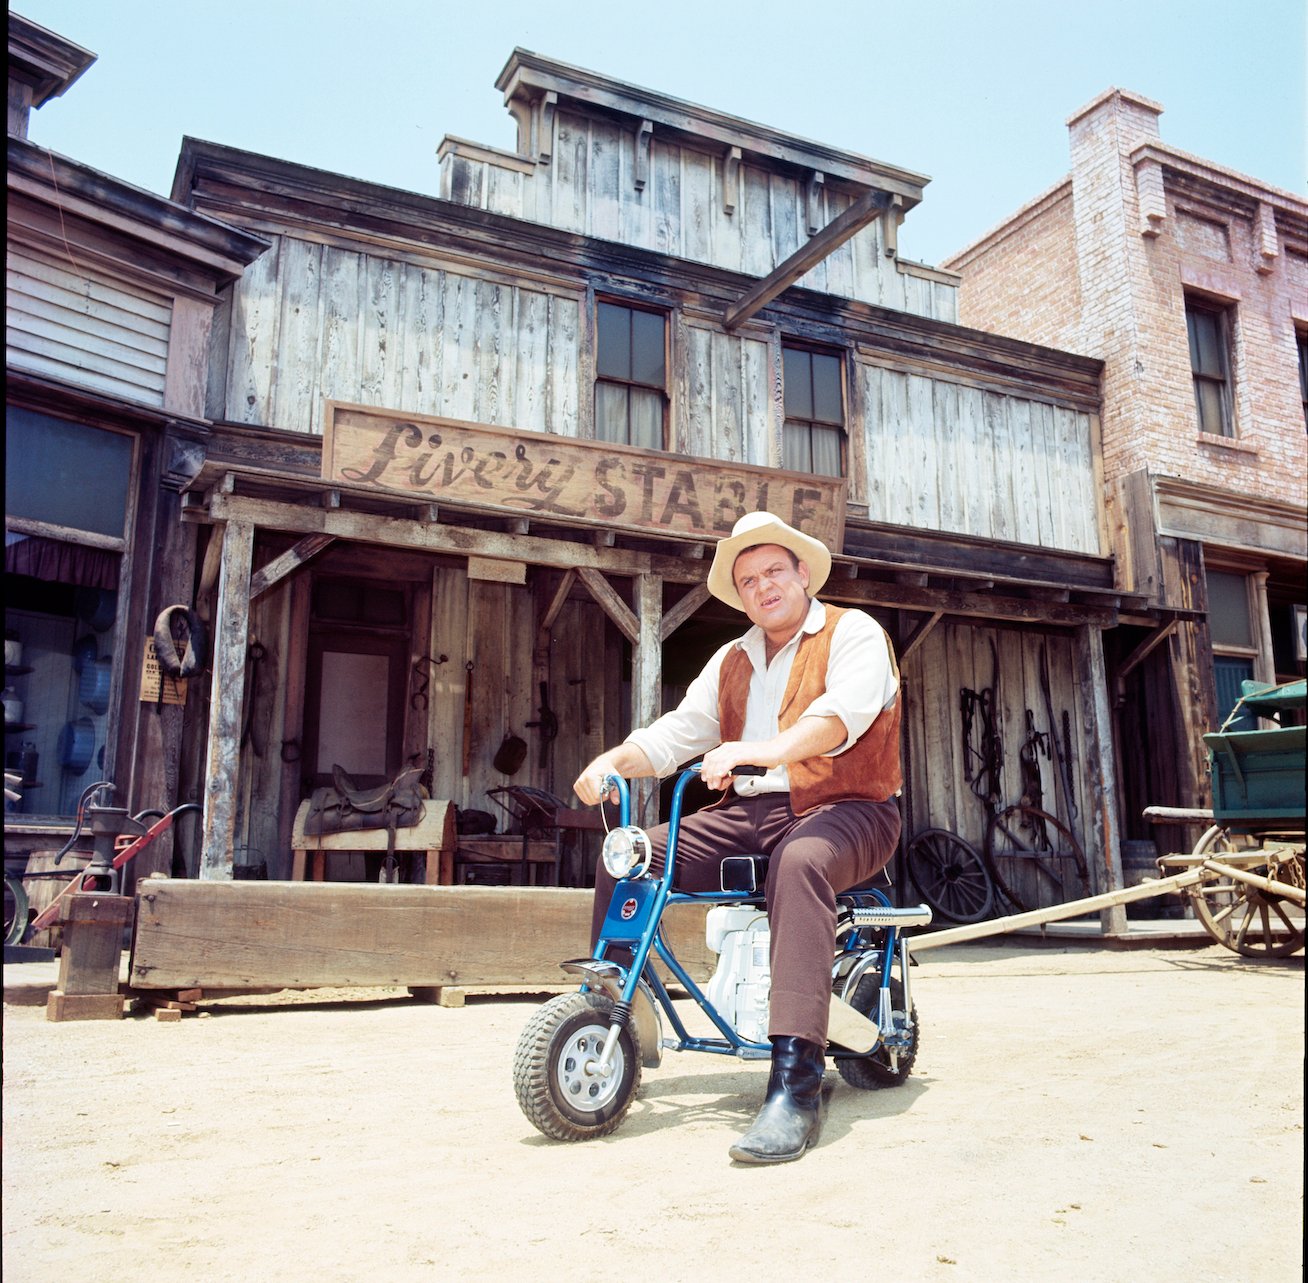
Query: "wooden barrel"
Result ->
[[22, 850, 91, 951]]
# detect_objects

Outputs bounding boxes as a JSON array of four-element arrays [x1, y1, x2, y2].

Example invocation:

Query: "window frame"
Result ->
[[592, 297, 669, 450], [781, 340, 848, 478], [1185, 295, 1235, 439]]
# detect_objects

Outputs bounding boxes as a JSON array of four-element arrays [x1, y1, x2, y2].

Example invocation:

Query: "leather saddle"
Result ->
[[303, 764, 426, 861]]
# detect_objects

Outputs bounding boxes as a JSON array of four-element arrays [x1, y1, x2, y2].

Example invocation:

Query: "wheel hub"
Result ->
[[557, 1026, 624, 1111]]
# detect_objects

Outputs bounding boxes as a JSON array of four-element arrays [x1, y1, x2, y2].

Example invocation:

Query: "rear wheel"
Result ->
[[1187, 828, 1305, 959], [836, 973, 919, 1090], [513, 991, 642, 1140]]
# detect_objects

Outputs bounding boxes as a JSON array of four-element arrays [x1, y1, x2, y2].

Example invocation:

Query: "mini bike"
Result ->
[[513, 765, 933, 1141]]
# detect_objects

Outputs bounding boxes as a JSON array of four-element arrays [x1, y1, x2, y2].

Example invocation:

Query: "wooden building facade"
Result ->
[[8, 33, 1161, 918]]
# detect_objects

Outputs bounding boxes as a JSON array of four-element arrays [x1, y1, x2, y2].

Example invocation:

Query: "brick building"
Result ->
[[942, 88, 1307, 838]]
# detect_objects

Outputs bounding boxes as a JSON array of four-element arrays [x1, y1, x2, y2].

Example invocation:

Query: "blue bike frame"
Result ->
[[589, 765, 916, 1062]]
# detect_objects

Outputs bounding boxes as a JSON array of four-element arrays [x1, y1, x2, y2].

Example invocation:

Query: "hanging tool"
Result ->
[[526, 682, 559, 769]]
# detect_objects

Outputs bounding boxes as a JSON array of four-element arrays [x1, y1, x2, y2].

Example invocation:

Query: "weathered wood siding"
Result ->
[[860, 363, 1104, 555], [901, 620, 1092, 884], [220, 238, 581, 437], [440, 113, 957, 322], [6, 244, 170, 406]]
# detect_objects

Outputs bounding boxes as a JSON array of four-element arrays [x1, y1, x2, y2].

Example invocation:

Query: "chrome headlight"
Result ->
[[601, 825, 653, 879]]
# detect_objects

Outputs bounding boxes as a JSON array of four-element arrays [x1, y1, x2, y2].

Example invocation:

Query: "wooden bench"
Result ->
[[291, 799, 456, 884]]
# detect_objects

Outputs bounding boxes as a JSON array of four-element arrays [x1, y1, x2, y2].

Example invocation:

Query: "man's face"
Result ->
[[732, 543, 811, 637]]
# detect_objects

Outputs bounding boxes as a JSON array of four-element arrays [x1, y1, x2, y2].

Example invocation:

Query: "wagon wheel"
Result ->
[[984, 804, 1088, 913], [906, 829, 995, 924], [1187, 826, 1305, 959]]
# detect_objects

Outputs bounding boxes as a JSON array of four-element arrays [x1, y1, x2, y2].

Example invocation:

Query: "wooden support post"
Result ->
[[1076, 623, 1127, 935], [200, 519, 254, 879], [633, 573, 663, 827], [46, 893, 134, 1022]]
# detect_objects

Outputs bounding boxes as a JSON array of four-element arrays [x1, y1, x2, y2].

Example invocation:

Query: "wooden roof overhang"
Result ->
[[182, 456, 1148, 633]]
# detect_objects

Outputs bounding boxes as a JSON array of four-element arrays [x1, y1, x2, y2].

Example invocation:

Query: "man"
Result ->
[[574, 511, 902, 1164]]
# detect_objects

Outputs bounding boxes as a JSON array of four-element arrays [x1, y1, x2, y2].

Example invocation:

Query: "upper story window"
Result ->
[[1185, 296, 1234, 438], [783, 345, 845, 477], [594, 301, 667, 449], [1297, 329, 1308, 430]]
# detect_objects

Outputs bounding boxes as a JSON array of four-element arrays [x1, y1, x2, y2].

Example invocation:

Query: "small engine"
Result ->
[[704, 905, 771, 1043]]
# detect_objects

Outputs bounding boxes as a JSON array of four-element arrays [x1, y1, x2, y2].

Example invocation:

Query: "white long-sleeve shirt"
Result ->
[[625, 598, 898, 796]]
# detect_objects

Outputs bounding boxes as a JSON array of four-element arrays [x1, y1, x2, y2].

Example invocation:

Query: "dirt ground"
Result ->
[[3, 939, 1303, 1283]]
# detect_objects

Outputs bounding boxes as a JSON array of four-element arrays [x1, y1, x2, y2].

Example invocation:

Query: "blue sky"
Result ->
[[14, 0, 1305, 266]]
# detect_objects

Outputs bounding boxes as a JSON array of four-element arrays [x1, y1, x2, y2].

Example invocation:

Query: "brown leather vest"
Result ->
[[717, 605, 902, 814]]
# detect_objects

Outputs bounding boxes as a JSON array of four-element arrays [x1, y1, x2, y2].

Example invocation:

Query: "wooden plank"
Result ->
[[322, 402, 846, 548], [129, 881, 714, 989]]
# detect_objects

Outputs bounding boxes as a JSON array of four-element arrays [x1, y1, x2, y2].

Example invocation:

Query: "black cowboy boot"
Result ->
[[728, 1035, 825, 1164]]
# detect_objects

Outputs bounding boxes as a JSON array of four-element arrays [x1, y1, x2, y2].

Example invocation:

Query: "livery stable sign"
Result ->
[[323, 403, 846, 548]]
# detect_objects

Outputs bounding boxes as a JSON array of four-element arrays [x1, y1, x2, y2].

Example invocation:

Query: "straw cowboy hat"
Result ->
[[706, 512, 833, 611]]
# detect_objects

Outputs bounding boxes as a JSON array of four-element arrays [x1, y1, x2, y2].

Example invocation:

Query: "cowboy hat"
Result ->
[[706, 512, 833, 611]]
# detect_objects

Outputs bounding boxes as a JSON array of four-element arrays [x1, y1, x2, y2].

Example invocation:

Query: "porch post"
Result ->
[[199, 519, 254, 879], [632, 572, 662, 827], [1076, 622, 1127, 934]]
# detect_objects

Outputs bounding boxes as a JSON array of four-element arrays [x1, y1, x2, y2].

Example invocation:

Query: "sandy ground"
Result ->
[[2, 939, 1302, 1283]]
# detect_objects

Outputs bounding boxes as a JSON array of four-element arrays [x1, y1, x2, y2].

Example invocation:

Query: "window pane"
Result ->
[[596, 303, 631, 380], [594, 382, 630, 443], [628, 388, 664, 450], [1207, 571, 1253, 648], [1213, 656, 1256, 731], [811, 425, 843, 477], [782, 420, 810, 472], [1194, 379, 1228, 436], [811, 353, 843, 424], [1186, 306, 1224, 378], [630, 308, 665, 387], [5, 408, 132, 539], [783, 348, 813, 420]]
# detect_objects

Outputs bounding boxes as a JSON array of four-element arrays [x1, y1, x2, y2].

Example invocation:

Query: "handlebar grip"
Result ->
[[733, 764, 768, 776]]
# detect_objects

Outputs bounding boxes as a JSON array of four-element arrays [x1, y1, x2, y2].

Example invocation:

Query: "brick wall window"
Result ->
[[594, 300, 667, 449], [1297, 329, 1308, 430], [1185, 296, 1235, 437], [783, 344, 845, 476]]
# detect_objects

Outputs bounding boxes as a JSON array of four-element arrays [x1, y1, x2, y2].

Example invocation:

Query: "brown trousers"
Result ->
[[591, 792, 901, 1046]]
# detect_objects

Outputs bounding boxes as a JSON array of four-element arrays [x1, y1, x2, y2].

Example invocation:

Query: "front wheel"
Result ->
[[836, 973, 919, 1090], [514, 991, 643, 1141]]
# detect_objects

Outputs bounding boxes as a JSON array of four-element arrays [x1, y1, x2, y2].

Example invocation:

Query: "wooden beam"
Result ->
[[576, 568, 641, 645], [539, 569, 577, 633], [898, 610, 943, 665], [200, 519, 253, 880], [1076, 623, 1127, 935], [1116, 620, 1178, 685], [248, 534, 335, 600], [194, 525, 224, 621], [201, 491, 693, 582], [724, 187, 885, 329], [660, 583, 711, 642], [130, 880, 716, 989], [633, 572, 663, 827]]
